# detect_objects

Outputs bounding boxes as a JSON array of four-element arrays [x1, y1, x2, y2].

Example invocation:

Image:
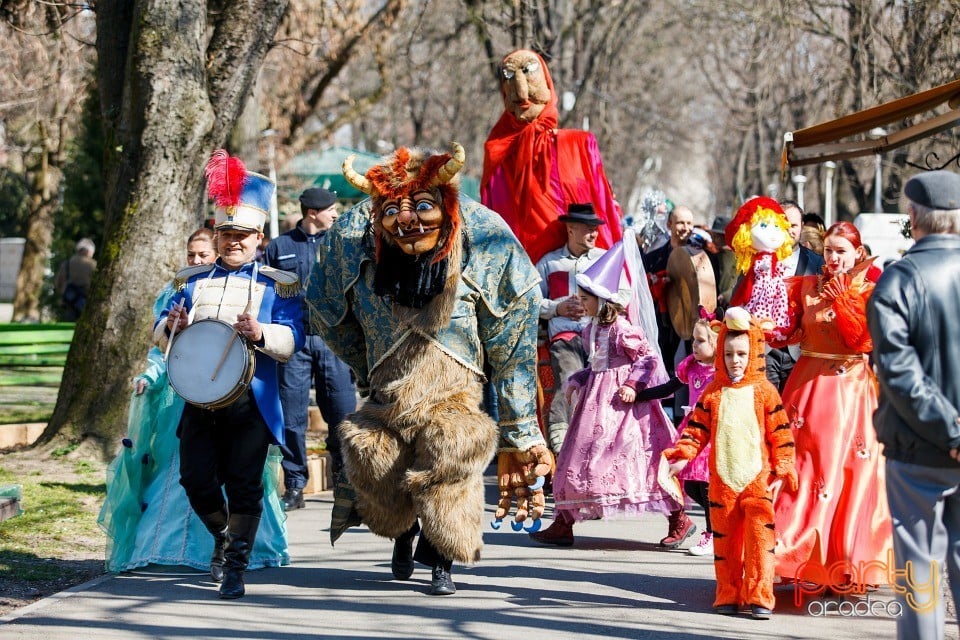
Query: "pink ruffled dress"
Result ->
[[554, 316, 677, 521], [673, 354, 716, 483]]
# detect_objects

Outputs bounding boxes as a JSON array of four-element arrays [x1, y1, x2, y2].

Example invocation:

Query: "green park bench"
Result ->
[[0, 485, 22, 523], [0, 323, 74, 386]]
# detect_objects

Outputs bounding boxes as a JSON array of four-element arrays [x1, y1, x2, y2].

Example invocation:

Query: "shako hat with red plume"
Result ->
[[205, 149, 275, 232]]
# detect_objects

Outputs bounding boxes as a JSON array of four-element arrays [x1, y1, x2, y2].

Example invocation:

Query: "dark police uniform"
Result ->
[[266, 219, 356, 508]]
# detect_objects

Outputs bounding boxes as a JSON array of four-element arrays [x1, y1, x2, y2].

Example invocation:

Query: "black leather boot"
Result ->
[[198, 508, 228, 583], [430, 558, 456, 596], [282, 487, 305, 511], [391, 521, 420, 581], [218, 513, 260, 600]]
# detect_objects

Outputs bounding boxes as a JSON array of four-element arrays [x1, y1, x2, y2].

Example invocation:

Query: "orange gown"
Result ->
[[772, 265, 893, 586]]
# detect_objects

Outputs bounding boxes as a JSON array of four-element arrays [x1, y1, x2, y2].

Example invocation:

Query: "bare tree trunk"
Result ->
[[40, 0, 288, 456], [11, 146, 57, 322], [4, 5, 87, 323]]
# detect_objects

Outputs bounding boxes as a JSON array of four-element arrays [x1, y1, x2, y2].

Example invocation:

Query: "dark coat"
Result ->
[[794, 245, 824, 278], [868, 234, 960, 467]]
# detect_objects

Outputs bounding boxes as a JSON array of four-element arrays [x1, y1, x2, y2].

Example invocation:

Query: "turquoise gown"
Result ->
[[98, 285, 289, 573]]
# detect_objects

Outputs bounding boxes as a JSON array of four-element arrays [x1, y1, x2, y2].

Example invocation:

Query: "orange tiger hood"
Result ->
[[712, 306, 769, 386]]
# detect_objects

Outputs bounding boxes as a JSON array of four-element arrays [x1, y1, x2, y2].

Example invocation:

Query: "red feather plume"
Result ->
[[205, 149, 247, 207]]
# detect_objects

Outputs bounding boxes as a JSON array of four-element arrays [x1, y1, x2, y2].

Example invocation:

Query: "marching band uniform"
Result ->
[[99, 281, 289, 574], [154, 156, 304, 599]]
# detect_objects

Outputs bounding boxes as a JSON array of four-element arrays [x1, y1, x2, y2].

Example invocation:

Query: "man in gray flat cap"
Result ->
[[867, 169, 960, 640]]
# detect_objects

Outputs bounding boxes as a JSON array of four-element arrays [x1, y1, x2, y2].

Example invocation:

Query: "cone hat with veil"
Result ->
[[576, 238, 670, 387]]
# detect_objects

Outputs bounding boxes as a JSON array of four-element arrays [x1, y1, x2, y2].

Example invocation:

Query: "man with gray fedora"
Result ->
[[535, 202, 626, 456], [868, 169, 960, 640]]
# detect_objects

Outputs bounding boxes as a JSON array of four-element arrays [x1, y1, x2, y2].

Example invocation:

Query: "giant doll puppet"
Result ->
[[307, 142, 553, 596], [482, 49, 623, 264]]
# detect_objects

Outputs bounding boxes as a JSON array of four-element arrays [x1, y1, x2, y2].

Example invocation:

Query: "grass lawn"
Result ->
[[0, 447, 107, 615], [0, 368, 59, 425]]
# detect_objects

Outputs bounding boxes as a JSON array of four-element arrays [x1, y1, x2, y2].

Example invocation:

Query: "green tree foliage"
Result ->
[[54, 84, 105, 274], [0, 169, 29, 237]]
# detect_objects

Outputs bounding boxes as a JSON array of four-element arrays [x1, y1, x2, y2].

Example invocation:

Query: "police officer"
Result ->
[[265, 188, 357, 510]]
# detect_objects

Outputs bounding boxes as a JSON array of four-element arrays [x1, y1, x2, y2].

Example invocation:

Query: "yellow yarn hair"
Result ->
[[730, 207, 792, 274]]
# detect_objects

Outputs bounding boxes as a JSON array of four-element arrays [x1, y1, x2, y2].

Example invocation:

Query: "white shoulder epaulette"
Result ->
[[173, 264, 216, 291], [259, 266, 301, 298]]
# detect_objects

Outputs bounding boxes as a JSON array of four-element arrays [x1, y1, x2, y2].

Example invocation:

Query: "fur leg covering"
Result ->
[[407, 403, 497, 564], [340, 392, 498, 557], [342, 378, 497, 562], [340, 400, 417, 539]]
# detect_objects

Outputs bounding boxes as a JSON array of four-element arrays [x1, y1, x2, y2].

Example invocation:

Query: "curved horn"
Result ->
[[342, 154, 375, 195], [433, 142, 465, 186]]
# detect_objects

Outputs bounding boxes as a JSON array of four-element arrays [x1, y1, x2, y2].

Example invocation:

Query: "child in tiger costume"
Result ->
[[664, 306, 797, 619]]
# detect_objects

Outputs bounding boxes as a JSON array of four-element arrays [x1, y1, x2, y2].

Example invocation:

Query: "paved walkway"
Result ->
[[2, 471, 940, 640]]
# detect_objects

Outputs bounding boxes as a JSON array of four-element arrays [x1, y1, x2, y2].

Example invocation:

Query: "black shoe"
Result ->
[[392, 522, 419, 581], [715, 604, 738, 616], [750, 605, 772, 620], [429, 564, 456, 596], [282, 487, 305, 511]]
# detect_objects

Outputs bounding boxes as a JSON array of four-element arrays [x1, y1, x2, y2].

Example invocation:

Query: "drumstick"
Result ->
[[210, 300, 252, 382], [163, 301, 185, 362]]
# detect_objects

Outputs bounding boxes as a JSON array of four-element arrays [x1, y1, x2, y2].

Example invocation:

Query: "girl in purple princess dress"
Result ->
[[531, 279, 692, 547]]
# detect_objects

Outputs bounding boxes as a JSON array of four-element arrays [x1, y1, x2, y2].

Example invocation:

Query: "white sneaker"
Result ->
[[688, 531, 713, 556]]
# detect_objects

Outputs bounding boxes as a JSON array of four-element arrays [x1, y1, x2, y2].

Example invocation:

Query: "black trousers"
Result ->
[[411, 526, 452, 570], [656, 312, 682, 377], [765, 346, 797, 393], [684, 479, 711, 532], [656, 313, 692, 425], [547, 335, 588, 427], [178, 389, 272, 517]]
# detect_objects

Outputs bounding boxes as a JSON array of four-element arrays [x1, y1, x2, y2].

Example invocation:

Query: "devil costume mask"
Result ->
[[344, 145, 463, 308]]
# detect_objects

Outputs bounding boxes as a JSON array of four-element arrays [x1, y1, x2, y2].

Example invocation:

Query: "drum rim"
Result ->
[[167, 318, 255, 409]]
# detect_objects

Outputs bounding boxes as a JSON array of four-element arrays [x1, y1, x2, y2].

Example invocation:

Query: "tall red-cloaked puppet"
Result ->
[[481, 49, 623, 264]]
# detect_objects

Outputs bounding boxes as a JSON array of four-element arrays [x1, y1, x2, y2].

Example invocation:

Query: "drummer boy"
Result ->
[[154, 150, 304, 600]]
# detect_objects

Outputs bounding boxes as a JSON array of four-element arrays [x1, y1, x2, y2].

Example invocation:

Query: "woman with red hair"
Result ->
[[772, 221, 892, 589]]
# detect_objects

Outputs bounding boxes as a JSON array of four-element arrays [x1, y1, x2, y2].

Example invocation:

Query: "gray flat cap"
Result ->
[[904, 170, 960, 210]]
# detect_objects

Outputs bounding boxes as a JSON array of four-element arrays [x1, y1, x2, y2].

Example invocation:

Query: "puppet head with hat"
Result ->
[[725, 196, 793, 275]]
